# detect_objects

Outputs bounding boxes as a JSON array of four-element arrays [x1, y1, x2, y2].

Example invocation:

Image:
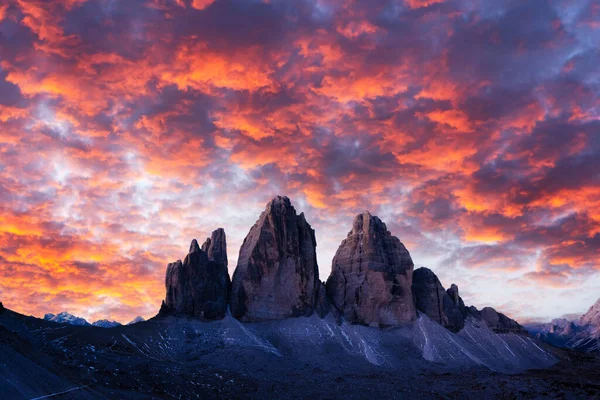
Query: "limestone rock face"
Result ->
[[326, 212, 416, 326], [467, 306, 527, 334], [412, 267, 464, 332], [162, 228, 230, 320], [580, 298, 600, 327], [230, 196, 319, 322], [201, 228, 228, 268]]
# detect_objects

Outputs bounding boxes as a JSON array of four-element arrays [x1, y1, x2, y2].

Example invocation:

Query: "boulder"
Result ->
[[412, 267, 464, 332], [326, 212, 416, 326], [161, 228, 230, 320], [230, 196, 319, 321]]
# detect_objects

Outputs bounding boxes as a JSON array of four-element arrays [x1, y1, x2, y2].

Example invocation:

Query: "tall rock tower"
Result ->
[[326, 212, 416, 326], [161, 228, 230, 320], [230, 196, 320, 321]]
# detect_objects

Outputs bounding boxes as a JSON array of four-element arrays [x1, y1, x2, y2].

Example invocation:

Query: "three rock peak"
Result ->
[[160, 196, 524, 334]]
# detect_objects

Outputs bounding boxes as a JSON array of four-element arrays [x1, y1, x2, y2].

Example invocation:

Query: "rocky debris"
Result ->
[[44, 312, 90, 326], [127, 316, 145, 325], [92, 319, 121, 328], [162, 228, 230, 320], [230, 196, 319, 321], [412, 268, 464, 332], [467, 306, 527, 334], [326, 212, 416, 327], [580, 298, 600, 327]]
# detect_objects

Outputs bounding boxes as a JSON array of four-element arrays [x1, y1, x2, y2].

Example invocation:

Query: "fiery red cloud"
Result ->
[[0, 0, 598, 323]]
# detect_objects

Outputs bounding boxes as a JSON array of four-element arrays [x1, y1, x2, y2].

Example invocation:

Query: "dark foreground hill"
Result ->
[[1, 307, 599, 399]]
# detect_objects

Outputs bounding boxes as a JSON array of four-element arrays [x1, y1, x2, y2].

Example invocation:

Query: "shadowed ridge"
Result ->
[[161, 230, 230, 320]]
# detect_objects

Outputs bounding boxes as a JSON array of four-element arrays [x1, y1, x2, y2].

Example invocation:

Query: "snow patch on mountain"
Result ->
[[127, 316, 145, 325], [92, 319, 121, 328], [44, 312, 90, 326]]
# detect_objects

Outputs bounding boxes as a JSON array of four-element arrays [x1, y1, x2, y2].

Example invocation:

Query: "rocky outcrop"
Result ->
[[326, 212, 416, 327], [201, 228, 228, 268], [230, 196, 319, 321], [467, 306, 527, 334], [412, 268, 464, 332], [580, 298, 600, 327], [412, 268, 526, 334], [161, 228, 230, 320]]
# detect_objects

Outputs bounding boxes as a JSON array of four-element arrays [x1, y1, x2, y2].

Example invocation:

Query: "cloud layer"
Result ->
[[0, 0, 598, 323]]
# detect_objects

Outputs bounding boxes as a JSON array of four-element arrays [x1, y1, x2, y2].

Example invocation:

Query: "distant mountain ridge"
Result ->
[[92, 319, 121, 328], [526, 298, 600, 353], [42, 311, 145, 328], [44, 312, 90, 326]]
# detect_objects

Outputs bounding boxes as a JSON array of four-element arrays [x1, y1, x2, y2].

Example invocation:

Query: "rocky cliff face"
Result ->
[[466, 306, 526, 334], [412, 268, 464, 332], [162, 228, 230, 320], [580, 298, 600, 327], [527, 299, 600, 353], [412, 267, 526, 334], [230, 196, 319, 321], [326, 212, 416, 326]]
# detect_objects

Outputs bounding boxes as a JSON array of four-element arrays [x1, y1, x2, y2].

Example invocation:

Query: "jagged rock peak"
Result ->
[[326, 212, 416, 327], [201, 227, 227, 267], [230, 196, 319, 322], [469, 306, 527, 334], [580, 297, 600, 327], [162, 230, 231, 320], [189, 239, 201, 254], [412, 267, 464, 332], [447, 284, 460, 305]]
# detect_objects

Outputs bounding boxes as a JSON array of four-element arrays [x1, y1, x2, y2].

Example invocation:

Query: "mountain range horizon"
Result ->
[[0, 197, 598, 398], [9, 194, 597, 357], [6, 195, 598, 327], [1, 0, 599, 397]]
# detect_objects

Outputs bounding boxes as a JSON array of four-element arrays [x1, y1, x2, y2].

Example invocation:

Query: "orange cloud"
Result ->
[[406, 0, 446, 8]]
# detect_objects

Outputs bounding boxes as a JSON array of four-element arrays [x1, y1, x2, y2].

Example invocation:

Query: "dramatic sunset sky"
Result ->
[[0, 0, 598, 324]]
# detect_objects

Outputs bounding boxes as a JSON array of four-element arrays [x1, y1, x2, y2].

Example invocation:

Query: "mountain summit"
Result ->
[[230, 196, 320, 321], [161, 228, 230, 320], [326, 212, 416, 326]]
